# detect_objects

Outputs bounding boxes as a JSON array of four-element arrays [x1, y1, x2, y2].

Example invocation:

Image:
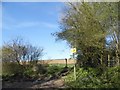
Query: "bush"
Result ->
[[23, 64, 34, 77], [2, 62, 24, 76], [64, 66, 120, 88], [2, 62, 48, 80], [65, 68, 98, 88], [23, 64, 47, 78], [100, 66, 120, 88], [45, 65, 63, 77]]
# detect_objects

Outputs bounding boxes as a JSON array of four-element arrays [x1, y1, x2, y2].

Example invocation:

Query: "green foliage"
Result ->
[[22, 65, 35, 77], [45, 65, 63, 77], [65, 68, 98, 88], [2, 62, 24, 76], [2, 62, 48, 79], [54, 2, 119, 67], [100, 66, 120, 88], [23, 64, 47, 78], [65, 66, 120, 88], [2, 62, 65, 78]]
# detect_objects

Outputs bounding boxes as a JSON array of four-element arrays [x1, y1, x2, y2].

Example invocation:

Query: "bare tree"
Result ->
[[2, 38, 44, 65]]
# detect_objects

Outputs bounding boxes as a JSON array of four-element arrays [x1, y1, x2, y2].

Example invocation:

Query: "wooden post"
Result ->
[[73, 53, 76, 81], [65, 58, 67, 68]]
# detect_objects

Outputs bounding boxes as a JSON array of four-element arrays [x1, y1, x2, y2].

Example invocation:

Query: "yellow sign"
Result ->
[[71, 48, 76, 53]]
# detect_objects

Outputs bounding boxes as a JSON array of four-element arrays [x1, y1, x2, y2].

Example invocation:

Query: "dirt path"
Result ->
[[3, 76, 67, 88], [31, 77, 66, 88]]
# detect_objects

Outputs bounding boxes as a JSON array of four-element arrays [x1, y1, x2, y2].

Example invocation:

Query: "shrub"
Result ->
[[23, 64, 34, 77], [23, 64, 47, 77], [100, 66, 120, 88], [46, 65, 63, 76], [32, 64, 47, 74], [64, 66, 120, 88], [2, 62, 48, 79], [2, 62, 24, 76]]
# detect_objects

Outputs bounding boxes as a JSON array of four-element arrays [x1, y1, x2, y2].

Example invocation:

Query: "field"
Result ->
[[21, 59, 76, 65]]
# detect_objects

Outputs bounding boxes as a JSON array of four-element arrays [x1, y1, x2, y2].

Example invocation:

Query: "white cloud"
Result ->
[[41, 22, 58, 29], [2, 12, 58, 30], [3, 21, 58, 30], [15, 22, 40, 28], [3, 15, 59, 30]]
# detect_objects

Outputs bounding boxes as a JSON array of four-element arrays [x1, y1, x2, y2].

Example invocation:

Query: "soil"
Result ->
[[2, 77, 66, 88]]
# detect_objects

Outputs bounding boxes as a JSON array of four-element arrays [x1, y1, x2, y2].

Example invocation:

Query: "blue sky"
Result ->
[[2, 2, 71, 60]]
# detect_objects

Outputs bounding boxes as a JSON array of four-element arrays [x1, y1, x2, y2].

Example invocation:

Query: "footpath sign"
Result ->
[[70, 48, 77, 80], [70, 48, 76, 53]]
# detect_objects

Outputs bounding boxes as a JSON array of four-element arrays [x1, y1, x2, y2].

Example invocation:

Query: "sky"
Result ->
[[2, 2, 71, 60]]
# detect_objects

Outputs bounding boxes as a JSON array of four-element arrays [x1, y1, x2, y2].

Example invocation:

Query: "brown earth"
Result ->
[[2, 77, 66, 88], [31, 77, 66, 88]]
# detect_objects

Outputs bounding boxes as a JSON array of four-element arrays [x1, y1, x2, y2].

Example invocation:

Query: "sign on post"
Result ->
[[70, 48, 77, 81], [71, 48, 76, 53]]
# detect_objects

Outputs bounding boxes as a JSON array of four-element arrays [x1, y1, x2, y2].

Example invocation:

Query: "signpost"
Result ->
[[71, 48, 76, 80], [71, 48, 76, 53]]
